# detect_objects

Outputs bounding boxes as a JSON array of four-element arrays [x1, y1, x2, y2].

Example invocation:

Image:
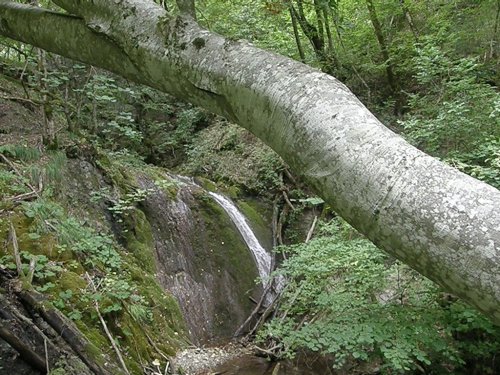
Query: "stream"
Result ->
[[210, 353, 337, 375], [168, 174, 331, 374], [207, 191, 272, 285]]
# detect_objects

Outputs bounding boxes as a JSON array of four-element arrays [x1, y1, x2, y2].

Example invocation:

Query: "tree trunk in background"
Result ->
[[365, 0, 401, 113], [2, 0, 500, 325], [313, 0, 325, 48], [489, 0, 500, 59], [36, 49, 57, 148], [291, 0, 338, 75], [288, 4, 306, 63], [398, 0, 419, 42], [294, 0, 324, 54]]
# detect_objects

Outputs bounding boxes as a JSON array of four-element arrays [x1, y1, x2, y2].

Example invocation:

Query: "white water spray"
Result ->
[[208, 192, 272, 285], [166, 173, 273, 287]]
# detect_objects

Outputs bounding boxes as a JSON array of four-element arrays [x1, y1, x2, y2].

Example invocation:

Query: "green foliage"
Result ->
[[43, 151, 66, 184], [400, 36, 500, 156], [446, 136, 500, 189], [397, 34, 500, 191], [0, 146, 65, 199], [0, 251, 62, 282], [71, 226, 121, 270], [197, 0, 299, 58], [23, 198, 65, 234], [258, 219, 500, 373], [183, 121, 283, 195], [0, 144, 41, 162], [128, 295, 153, 324], [103, 112, 143, 147], [3, 2, 500, 372], [91, 185, 154, 221], [22, 199, 122, 270], [0, 169, 29, 196]]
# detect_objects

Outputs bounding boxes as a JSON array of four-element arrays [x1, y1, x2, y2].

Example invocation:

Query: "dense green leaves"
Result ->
[[258, 219, 500, 373]]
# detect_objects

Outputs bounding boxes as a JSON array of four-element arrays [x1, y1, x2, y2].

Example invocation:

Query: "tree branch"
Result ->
[[0, 324, 47, 373], [2, 0, 500, 325], [0, 1, 145, 85], [18, 288, 118, 375]]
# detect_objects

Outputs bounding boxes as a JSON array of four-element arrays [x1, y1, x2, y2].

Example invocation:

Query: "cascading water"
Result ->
[[208, 192, 272, 286], [166, 173, 273, 289]]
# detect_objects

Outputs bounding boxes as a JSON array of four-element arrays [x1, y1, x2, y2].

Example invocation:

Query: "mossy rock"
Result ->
[[121, 208, 155, 273], [236, 199, 273, 250], [195, 176, 217, 192], [57, 271, 86, 294]]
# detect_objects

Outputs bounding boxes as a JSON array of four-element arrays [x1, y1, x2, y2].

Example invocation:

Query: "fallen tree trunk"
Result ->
[[1, 0, 500, 324], [0, 323, 47, 373], [18, 288, 118, 375]]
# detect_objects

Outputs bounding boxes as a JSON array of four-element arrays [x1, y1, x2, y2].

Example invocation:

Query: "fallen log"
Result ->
[[0, 322, 47, 373], [18, 288, 119, 375]]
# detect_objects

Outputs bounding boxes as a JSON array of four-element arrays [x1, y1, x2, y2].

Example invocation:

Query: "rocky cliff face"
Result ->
[[61, 158, 265, 344], [0, 75, 271, 373], [136, 176, 263, 344]]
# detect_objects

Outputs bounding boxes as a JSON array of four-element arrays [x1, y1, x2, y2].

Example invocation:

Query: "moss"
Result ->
[[195, 176, 217, 192], [5, 214, 60, 260], [75, 322, 108, 363], [95, 153, 137, 193], [122, 254, 146, 283], [0, 83, 196, 374], [121, 208, 155, 273], [225, 185, 240, 199], [237, 198, 273, 250], [57, 271, 86, 291], [193, 195, 260, 329], [142, 167, 179, 200], [136, 275, 187, 340], [114, 313, 151, 363], [237, 200, 266, 228], [55, 271, 87, 311], [125, 360, 142, 375], [83, 341, 105, 365]]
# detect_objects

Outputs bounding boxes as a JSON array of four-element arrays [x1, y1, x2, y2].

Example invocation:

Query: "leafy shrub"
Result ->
[[258, 219, 500, 373], [400, 36, 500, 158], [183, 121, 283, 195]]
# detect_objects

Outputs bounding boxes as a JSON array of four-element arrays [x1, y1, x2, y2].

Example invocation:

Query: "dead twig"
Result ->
[[282, 190, 295, 211], [6, 190, 39, 202], [305, 216, 318, 243], [253, 344, 283, 357], [85, 273, 130, 375], [27, 256, 36, 283], [280, 160, 300, 188], [8, 214, 23, 276], [0, 95, 41, 106], [44, 339, 49, 374], [234, 282, 274, 338]]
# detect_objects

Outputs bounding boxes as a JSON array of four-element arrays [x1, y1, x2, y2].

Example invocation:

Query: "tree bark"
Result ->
[[292, 0, 324, 58], [1, 0, 500, 324], [288, 4, 306, 63], [18, 288, 117, 375], [365, 0, 400, 111], [398, 0, 419, 42]]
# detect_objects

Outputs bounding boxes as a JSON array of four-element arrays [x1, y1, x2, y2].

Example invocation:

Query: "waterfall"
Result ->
[[166, 173, 273, 286], [208, 192, 272, 285]]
